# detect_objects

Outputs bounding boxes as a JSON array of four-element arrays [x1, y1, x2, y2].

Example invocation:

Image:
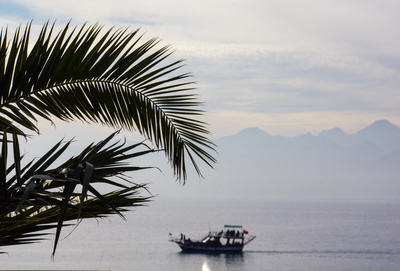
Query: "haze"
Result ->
[[2, 1, 400, 201]]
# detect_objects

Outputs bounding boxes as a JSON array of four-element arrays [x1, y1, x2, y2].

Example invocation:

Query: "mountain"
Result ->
[[319, 120, 400, 152], [203, 120, 400, 200], [147, 120, 400, 201], [354, 120, 400, 151]]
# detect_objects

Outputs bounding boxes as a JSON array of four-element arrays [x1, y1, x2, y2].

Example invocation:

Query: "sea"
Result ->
[[1, 196, 400, 271]]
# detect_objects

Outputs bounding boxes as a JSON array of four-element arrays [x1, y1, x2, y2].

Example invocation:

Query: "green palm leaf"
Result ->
[[0, 22, 216, 181], [0, 132, 154, 255]]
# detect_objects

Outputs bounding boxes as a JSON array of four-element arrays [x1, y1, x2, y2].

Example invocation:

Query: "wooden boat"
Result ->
[[169, 225, 256, 252]]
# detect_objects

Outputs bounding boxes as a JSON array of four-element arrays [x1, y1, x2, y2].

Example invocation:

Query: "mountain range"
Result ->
[[145, 120, 400, 200], [176, 119, 400, 200]]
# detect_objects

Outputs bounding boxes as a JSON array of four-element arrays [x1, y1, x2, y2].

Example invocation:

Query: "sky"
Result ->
[[1, 0, 399, 140]]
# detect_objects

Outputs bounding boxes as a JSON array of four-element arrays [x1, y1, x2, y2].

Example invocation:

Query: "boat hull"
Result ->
[[178, 243, 243, 253]]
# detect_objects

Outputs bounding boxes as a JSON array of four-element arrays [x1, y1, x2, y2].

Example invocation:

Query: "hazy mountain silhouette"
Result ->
[[144, 120, 400, 200], [320, 120, 400, 152], [206, 120, 400, 200]]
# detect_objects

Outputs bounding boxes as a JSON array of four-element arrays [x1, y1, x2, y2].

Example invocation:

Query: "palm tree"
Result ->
[[0, 22, 216, 255]]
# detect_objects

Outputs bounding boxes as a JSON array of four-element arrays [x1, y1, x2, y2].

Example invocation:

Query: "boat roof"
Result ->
[[224, 224, 243, 228]]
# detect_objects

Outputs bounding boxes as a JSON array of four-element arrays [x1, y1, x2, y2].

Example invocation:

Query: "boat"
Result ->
[[169, 225, 256, 252]]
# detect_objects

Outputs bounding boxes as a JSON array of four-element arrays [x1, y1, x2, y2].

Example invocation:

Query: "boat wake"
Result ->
[[245, 249, 400, 255]]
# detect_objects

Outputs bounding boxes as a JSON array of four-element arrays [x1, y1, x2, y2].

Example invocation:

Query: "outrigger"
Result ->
[[169, 225, 256, 252]]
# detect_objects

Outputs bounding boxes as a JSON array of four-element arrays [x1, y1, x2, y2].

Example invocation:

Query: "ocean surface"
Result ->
[[1, 196, 400, 271]]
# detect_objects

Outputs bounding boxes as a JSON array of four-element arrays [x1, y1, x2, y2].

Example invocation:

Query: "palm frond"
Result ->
[[0, 132, 154, 255], [0, 22, 216, 181], [0, 187, 148, 249]]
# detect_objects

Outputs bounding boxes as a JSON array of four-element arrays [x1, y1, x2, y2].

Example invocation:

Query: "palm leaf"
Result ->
[[0, 133, 154, 255], [0, 187, 148, 249], [0, 22, 216, 181]]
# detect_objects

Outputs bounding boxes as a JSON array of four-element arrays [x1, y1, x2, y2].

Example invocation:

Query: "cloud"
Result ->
[[1, 0, 400, 138], [5, 0, 400, 51], [0, 1, 32, 18], [186, 46, 400, 112]]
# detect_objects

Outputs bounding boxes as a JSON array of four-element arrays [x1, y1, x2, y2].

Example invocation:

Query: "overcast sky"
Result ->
[[1, 0, 400, 139]]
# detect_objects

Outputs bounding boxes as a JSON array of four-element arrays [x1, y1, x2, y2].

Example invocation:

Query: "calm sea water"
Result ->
[[2, 196, 400, 271]]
